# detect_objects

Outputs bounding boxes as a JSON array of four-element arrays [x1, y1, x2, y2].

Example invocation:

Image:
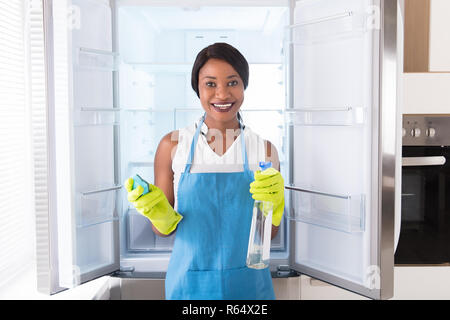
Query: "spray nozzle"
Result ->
[[259, 161, 272, 171]]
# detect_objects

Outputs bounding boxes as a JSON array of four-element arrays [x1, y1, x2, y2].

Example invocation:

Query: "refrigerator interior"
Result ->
[[115, 5, 290, 272]]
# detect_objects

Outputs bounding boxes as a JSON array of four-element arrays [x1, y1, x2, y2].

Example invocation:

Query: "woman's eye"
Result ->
[[228, 80, 238, 86], [206, 82, 216, 87]]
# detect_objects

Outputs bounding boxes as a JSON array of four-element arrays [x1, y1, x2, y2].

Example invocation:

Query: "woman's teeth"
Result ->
[[212, 103, 233, 109]]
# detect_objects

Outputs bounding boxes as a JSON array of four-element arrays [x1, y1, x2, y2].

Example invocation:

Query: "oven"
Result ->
[[395, 115, 450, 265]]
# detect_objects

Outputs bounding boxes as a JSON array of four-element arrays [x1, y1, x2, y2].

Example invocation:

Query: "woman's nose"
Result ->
[[215, 85, 231, 99]]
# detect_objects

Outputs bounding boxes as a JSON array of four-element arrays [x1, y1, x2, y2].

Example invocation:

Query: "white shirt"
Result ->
[[172, 117, 267, 211]]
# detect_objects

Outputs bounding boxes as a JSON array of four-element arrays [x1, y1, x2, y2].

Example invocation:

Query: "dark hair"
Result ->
[[191, 42, 249, 98]]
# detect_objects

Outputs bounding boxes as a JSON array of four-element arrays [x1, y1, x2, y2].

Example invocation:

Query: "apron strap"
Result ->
[[240, 120, 249, 172], [184, 113, 249, 173]]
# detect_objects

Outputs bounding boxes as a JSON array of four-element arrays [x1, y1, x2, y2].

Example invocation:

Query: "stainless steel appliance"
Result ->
[[395, 115, 450, 265]]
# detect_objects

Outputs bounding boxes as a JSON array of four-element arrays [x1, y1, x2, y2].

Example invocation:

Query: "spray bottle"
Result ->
[[246, 162, 273, 269]]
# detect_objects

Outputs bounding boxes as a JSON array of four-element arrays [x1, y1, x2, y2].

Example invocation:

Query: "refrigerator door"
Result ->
[[39, 0, 121, 291], [287, 0, 398, 299], [68, 0, 121, 287]]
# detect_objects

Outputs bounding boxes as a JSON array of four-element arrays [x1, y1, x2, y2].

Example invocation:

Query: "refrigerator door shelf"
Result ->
[[286, 186, 365, 234], [75, 107, 120, 127], [75, 47, 119, 72], [285, 107, 366, 126], [76, 186, 121, 229], [290, 1, 377, 46], [73, 48, 119, 72], [74, 220, 118, 281]]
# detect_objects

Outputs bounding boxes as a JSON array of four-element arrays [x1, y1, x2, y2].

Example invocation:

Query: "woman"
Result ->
[[125, 43, 285, 300]]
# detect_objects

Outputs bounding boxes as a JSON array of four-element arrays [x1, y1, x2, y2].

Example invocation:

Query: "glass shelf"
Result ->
[[124, 62, 283, 73], [124, 62, 192, 74], [286, 185, 365, 233], [285, 107, 366, 126]]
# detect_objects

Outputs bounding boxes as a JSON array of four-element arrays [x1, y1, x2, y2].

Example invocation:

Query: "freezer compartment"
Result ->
[[76, 186, 120, 228], [287, 186, 365, 233]]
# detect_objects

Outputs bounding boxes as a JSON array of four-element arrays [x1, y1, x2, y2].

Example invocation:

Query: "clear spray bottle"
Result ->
[[246, 161, 274, 269]]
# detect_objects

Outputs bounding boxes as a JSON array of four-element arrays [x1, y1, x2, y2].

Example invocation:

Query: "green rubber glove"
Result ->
[[125, 178, 183, 235], [249, 168, 285, 227]]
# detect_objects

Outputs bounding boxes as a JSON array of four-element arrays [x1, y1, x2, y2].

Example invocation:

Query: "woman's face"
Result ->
[[198, 58, 244, 126]]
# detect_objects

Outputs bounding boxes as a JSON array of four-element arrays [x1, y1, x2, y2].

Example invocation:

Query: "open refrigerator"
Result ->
[[36, 0, 403, 300]]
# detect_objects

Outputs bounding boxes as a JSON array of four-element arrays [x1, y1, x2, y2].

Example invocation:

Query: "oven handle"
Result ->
[[402, 156, 446, 167]]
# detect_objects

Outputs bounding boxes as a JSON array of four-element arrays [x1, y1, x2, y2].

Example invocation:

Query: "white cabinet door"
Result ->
[[286, 0, 399, 300], [429, 0, 450, 72]]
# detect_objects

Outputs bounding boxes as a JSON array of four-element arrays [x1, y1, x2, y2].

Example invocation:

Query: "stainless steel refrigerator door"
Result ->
[[286, 0, 398, 300]]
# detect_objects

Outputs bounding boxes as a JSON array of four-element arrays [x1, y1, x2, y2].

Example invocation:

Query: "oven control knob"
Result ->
[[426, 128, 436, 138], [411, 128, 421, 137], [402, 128, 406, 137]]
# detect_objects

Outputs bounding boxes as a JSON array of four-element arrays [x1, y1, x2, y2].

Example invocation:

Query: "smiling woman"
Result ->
[[124, 42, 285, 300]]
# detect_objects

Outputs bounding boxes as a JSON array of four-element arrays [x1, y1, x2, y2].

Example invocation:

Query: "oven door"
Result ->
[[395, 146, 450, 265]]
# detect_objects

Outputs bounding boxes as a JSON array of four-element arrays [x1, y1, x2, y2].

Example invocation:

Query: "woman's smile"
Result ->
[[210, 101, 235, 112]]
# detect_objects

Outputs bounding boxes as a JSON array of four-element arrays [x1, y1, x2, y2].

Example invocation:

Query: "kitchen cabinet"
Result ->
[[429, 0, 450, 71], [402, 73, 450, 114], [404, 0, 450, 72]]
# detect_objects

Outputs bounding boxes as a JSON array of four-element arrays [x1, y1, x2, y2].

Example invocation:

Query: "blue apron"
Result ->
[[165, 114, 275, 300]]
